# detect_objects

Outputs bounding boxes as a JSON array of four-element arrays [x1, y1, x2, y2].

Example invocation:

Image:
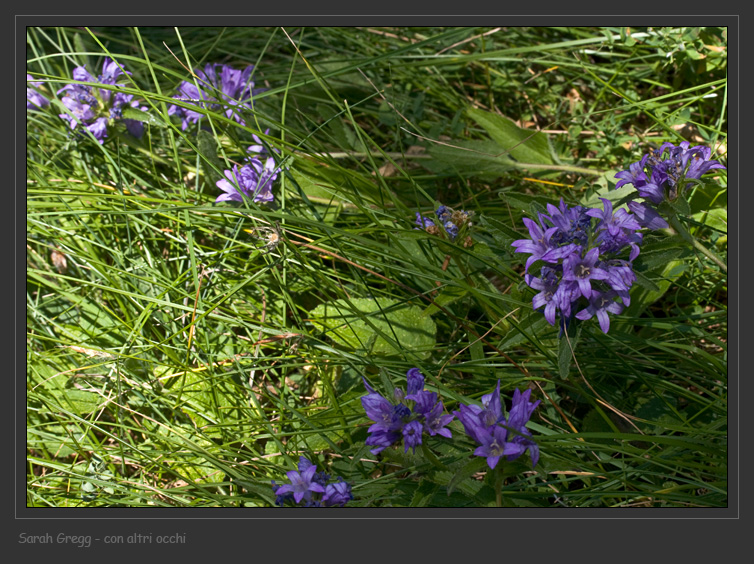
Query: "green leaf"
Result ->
[[59, 388, 102, 415], [627, 259, 688, 317], [180, 371, 244, 440], [446, 456, 487, 496], [420, 286, 468, 317], [467, 107, 556, 165], [632, 270, 662, 293], [121, 106, 168, 128], [557, 323, 581, 379], [477, 214, 523, 245], [310, 297, 437, 357], [425, 139, 515, 177], [410, 479, 440, 507]]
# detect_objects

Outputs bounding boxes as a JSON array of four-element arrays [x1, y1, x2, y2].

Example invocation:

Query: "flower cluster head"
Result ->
[[215, 151, 280, 204], [168, 63, 262, 131], [26, 74, 50, 110], [454, 381, 540, 470], [512, 198, 643, 334], [56, 58, 147, 143], [415, 204, 474, 245], [271, 456, 353, 507], [361, 368, 454, 455], [614, 141, 725, 227]]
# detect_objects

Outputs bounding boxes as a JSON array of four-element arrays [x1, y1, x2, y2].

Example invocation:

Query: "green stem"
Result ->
[[494, 464, 504, 508]]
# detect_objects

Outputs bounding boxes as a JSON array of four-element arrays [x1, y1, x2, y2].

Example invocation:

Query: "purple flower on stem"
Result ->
[[406, 389, 454, 439], [473, 424, 511, 470], [362, 369, 454, 455], [415, 212, 436, 230], [361, 378, 407, 454], [215, 157, 278, 204], [544, 200, 591, 247], [168, 63, 262, 130], [26, 75, 50, 110], [526, 267, 564, 326], [272, 457, 353, 507], [512, 196, 644, 333], [454, 380, 503, 443], [321, 478, 354, 507], [443, 221, 459, 240], [682, 144, 726, 180], [406, 367, 425, 395], [436, 205, 452, 223], [454, 381, 540, 470], [273, 465, 325, 505], [614, 142, 725, 204], [56, 58, 145, 143], [454, 403, 489, 445], [586, 198, 640, 236], [503, 388, 541, 467]]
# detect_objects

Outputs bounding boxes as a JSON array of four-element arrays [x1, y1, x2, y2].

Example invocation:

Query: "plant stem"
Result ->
[[494, 465, 504, 508]]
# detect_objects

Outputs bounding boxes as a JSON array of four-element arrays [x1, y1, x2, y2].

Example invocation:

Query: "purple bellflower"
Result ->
[[361, 368, 453, 455], [26, 74, 50, 110], [215, 154, 279, 204], [56, 58, 147, 144], [454, 381, 540, 470], [614, 141, 725, 225], [271, 456, 353, 507], [512, 197, 647, 334], [168, 63, 263, 130]]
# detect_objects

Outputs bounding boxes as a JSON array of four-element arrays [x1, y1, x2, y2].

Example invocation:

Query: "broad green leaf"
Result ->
[[425, 139, 515, 178], [580, 184, 637, 209], [693, 207, 727, 246], [59, 388, 102, 415], [467, 107, 556, 165], [288, 168, 343, 224], [632, 270, 662, 293], [310, 297, 437, 357]]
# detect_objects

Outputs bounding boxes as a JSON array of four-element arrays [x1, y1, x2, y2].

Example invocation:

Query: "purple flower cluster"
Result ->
[[271, 456, 353, 507], [215, 155, 279, 204], [512, 198, 643, 334], [416, 204, 473, 242], [361, 368, 453, 455], [454, 381, 540, 470], [26, 74, 50, 110], [168, 63, 263, 130], [614, 141, 725, 227], [56, 58, 146, 143]]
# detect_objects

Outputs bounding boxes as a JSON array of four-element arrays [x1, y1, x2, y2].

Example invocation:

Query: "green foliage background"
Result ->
[[26, 26, 727, 508]]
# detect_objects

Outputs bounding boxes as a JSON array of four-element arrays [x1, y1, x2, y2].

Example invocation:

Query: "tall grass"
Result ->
[[26, 26, 727, 508]]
